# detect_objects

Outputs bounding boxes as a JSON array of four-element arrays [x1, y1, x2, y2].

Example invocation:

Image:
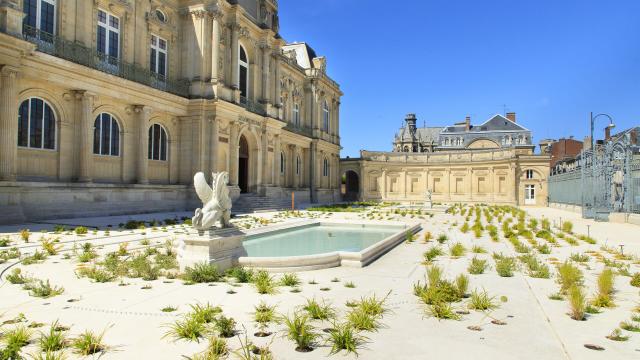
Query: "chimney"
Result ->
[[506, 112, 516, 123], [604, 126, 611, 141], [405, 113, 417, 134], [583, 136, 592, 151], [465, 116, 471, 131]]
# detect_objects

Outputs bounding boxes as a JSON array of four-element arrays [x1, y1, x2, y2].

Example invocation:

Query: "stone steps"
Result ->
[[232, 194, 293, 214]]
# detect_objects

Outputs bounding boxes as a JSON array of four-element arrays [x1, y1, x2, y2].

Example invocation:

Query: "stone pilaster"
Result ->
[[273, 52, 281, 112], [0, 1, 24, 36], [273, 134, 281, 187], [0, 66, 19, 181], [260, 129, 269, 185], [309, 141, 318, 202], [228, 121, 239, 186], [230, 23, 240, 91], [75, 91, 96, 182], [293, 145, 299, 189], [135, 105, 152, 184], [210, 117, 219, 173], [260, 44, 271, 104]]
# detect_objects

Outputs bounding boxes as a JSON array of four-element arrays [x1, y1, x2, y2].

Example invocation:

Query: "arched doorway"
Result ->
[[239, 135, 249, 193], [341, 170, 360, 201]]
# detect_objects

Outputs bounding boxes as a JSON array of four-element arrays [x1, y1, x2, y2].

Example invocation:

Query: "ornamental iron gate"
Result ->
[[580, 133, 638, 220], [549, 131, 639, 221]]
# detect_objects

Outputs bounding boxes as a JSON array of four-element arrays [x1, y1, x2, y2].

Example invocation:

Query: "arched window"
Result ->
[[323, 157, 329, 177], [148, 124, 168, 161], [23, 0, 56, 37], [280, 152, 285, 174], [296, 155, 300, 175], [322, 101, 330, 132], [239, 45, 249, 98], [293, 103, 300, 127], [93, 113, 119, 156], [155, 9, 167, 22], [18, 97, 56, 150]]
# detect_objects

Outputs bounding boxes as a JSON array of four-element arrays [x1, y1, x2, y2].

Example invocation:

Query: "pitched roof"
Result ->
[[282, 42, 317, 69]]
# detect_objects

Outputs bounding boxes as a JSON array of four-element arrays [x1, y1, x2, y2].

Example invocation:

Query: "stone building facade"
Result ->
[[342, 113, 549, 206], [393, 112, 534, 153], [0, 0, 342, 223]]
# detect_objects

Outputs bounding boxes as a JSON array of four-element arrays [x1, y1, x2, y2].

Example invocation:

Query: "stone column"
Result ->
[[210, 117, 219, 173], [260, 129, 269, 185], [273, 134, 281, 187], [228, 121, 239, 186], [0, 66, 19, 181], [230, 24, 240, 91], [76, 91, 95, 183], [134, 106, 152, 184], [261, 44, 271, 103]]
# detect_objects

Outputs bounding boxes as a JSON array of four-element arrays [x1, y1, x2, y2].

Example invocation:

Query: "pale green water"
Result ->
[[243, 224, 404, 257]]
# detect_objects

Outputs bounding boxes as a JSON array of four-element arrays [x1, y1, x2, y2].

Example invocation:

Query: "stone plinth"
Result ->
[[177, 227, 247, 272]]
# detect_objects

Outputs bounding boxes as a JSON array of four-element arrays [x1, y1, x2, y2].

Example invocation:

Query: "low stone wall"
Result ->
[[0, 181, 197, 224], [549, 202, 582, 213]]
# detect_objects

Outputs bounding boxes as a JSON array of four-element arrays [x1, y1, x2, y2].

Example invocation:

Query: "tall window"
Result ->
[[323, 158, 329, 177], [322, 101, 330, 132], [23, 0, 56, 35], [93, 113, 120, 156], [18, 97, 56, 150], [293, 103, 300, 127], [280, 152, 285, 174], [150, 34, 167, 80], [296, 156, 300, 175], [239, 45, 248, 98], [97, 9, 120, 62], [148, 124, 168, 161]]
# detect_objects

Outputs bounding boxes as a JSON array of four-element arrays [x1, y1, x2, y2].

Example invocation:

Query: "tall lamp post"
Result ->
[[589, 112, 615, 217]]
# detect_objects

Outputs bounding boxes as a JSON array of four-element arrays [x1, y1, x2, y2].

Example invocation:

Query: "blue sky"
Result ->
[[278, 0, 640, 157]]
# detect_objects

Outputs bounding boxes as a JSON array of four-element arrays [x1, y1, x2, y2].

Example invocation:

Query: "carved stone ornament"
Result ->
[[192, 172, 232, 231]]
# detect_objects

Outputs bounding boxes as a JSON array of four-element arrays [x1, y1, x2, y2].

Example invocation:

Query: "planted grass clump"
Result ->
[[519, 254, 550, 279], [1, 325, 32, 358], [468, 257, 488, 275], [556, 261, 583, 294], [302, 298, 336, 321], [592, 268, 615, 308], [414, 266, 464, 319], [213, 315, 237, 338], [282, 312, 319, 352], [39, 321, 68, 352], [494, 255, 518, 277], [449, 242, 467, 257], [254, 302, 278, 337], [25, 279, 64, 298], [423, 246, 443, 263], [468, 289, 499, 311], [280, 273, 300, 287], [183, 262, 220, 283], [226, 266, 254, 283], [252, 270, 278, 295], [72, 330, 107, 356], [327, 322, 368, 356], [568, 285, 587, 321]]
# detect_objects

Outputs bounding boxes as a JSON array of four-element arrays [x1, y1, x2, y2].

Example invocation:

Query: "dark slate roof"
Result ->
[[442, 114, 529, 133], [395, 127, 444, 142]]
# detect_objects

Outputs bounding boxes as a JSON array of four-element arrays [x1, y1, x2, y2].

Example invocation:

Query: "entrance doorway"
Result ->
[[239, 135, 249, 193], [341, 170, 360, 201], [525, 184, 536, 205]]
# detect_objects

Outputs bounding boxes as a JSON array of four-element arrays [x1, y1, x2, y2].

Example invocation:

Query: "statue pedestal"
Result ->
[[424, 201, 432, 209], [177, 227, 247, 273]]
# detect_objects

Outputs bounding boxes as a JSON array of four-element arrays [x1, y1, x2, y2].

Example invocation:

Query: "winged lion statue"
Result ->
[[192, 171, 232, 231]]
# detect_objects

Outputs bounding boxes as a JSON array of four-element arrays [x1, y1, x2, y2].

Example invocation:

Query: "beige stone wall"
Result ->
[[0, 0, 342, 221], [341, 149, 550, 206]]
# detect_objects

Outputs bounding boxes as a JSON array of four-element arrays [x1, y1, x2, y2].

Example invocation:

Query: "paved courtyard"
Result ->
[[1, 205, 639, 359]]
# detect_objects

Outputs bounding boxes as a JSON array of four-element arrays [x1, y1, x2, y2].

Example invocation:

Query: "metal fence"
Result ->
[[549, 132, 640, 220]]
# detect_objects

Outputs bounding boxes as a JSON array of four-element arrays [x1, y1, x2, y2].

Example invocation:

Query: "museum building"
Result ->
[[0, 0, 342, 223]]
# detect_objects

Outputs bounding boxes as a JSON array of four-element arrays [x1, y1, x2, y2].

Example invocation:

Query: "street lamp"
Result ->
[[590, 112, 615, 151], [589, 112, 615, 218]]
